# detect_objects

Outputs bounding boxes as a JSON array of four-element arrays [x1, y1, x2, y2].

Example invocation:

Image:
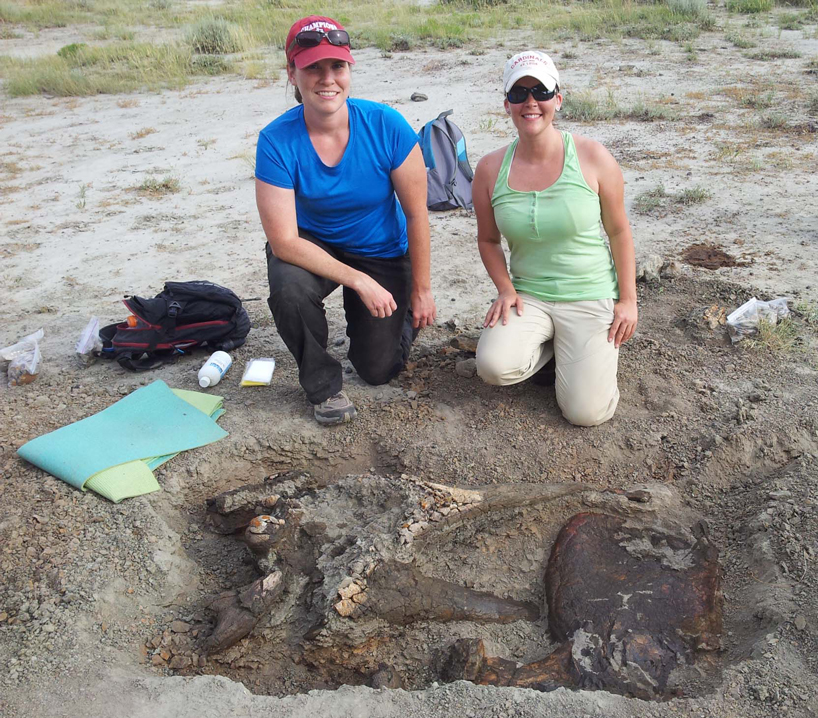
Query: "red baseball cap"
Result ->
[[285, 15, 355, 69]]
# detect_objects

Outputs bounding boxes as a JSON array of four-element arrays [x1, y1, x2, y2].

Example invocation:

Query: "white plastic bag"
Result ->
[[726, 297, 790, 343], [76, 317, 102, 366], [1, 328, 44, 386]]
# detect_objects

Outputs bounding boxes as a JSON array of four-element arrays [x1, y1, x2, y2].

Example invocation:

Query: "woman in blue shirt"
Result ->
[[256, 15, 436, 425]]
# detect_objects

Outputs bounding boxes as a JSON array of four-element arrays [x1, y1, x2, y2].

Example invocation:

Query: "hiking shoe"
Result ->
[[313, 391, 357, 425]]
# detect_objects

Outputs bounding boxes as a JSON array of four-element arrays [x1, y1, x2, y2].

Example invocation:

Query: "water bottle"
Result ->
[[198, 351, 232, 388]]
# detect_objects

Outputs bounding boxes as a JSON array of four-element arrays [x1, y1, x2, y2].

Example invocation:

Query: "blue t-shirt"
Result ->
[[256, 98, 418, 258]]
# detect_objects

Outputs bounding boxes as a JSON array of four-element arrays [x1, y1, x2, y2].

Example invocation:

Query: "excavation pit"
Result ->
[[155, 470, 732, 701]]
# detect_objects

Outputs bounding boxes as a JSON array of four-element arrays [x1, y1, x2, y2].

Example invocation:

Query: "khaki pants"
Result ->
[[476, 295, 619, 427]]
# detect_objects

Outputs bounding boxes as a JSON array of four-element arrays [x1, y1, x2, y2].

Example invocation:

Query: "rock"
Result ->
[[455, 358, 477, 378], [636, 254, 664, 282], [450, 334, 479, 353], [794, 614, 807, 630], [753, 685, 770, 702], [170, 620, 191, 633], [151, 654, 167, 667], [410, 92, 428, 102], [169, 655, 191, 670], [660, 260, 684, 278]]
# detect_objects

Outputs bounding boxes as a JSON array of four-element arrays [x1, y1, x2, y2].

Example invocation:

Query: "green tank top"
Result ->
[[491, 131, 619, 303]]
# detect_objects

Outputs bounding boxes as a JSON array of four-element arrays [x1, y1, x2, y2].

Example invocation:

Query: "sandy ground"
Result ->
[[1, 11, 818, 718]]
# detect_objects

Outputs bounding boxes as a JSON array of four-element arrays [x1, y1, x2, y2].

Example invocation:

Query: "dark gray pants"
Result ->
[[266, 233, 413, 405]]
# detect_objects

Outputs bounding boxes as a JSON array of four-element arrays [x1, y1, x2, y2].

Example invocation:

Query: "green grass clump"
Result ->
[[191, 54, 232, 75], [561, 93, 620, 122], [776, 0, 818, 7], [760, 111, 787, 129], [727, 0, 774, 12], [809, 93, 818, 115], [745, 318, 800, 353], [725, 30, 756, 47], [440, 0, 509, 6], [676, 186, 712, 205], [0, 40, 237, 97], [741, 90, 774, 108], [805, 56, 818, 74], [794, 301, 818, 324], [136, 176, 181, 196], [634, 184, 711, 213], [562, 92, 675, 122], [748, 47, 802, 60], [186, 17, 246, 54], [777, 11, 805, 28], [666, 0, 709, 18], [634, 184, 669, 214]]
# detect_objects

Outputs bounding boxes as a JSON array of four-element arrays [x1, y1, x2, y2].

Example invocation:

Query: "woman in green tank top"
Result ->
[[473, 51, 638, 427]]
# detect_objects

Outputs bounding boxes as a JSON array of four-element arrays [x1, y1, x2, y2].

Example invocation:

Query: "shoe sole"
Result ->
[[314, 408, 357, 425]]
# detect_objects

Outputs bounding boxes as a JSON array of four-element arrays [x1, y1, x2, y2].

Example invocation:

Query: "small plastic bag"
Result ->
[[75, 317, 102, 366], [726, 297, 790, 343], [1, 328, 44, 387], [240, 358, 275, 386]]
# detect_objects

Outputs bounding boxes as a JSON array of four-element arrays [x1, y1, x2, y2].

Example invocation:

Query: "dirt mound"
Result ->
[[682, 244, 738, 270]]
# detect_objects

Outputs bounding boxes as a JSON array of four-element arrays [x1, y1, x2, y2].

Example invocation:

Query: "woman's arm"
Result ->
[[391, 145, 436, 329], [256, 179, 398, 318], [474, 151, 521, 327], [593, 144, 638, 348]]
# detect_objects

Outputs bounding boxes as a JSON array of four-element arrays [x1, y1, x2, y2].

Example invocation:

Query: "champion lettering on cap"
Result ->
[[285, 14, 356, 69]]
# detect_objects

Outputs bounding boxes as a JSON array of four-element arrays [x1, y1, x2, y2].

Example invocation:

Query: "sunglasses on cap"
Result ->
[[287, 29, 351, 54], [506, 83, 559, 104]]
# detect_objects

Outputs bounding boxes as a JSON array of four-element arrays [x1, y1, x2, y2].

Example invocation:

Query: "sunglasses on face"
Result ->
[[506, 83, 559, 104], [288, 29, 351, 54]]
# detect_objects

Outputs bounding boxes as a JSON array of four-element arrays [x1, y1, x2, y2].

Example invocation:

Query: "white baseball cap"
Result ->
[[503, 51, 560, 93]]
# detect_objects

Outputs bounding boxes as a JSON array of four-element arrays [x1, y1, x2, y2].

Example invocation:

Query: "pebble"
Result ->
[[411, 92, 428, 102], [794, 614, 807, 630], [455, 358, 477, 378], [170, 620, 191, 633]]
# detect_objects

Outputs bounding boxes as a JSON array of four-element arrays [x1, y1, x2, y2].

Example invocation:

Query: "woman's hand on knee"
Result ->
[[352, 272, 397, 318], [485, 289, 523, 328], [608, 298, 638, 348]]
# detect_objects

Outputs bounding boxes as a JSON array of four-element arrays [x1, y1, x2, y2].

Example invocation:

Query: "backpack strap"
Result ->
[[419, 120, 437, 170], [431, 111, 460, 194], [116, 353, 168, 371]]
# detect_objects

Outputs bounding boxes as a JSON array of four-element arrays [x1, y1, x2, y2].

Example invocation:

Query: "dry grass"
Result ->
[[135, 175, 181, 196], [634, 183, 711, 214], [0, 0, 723, 96], [745, 318, 800, 353], [130, 127, 157, 140]]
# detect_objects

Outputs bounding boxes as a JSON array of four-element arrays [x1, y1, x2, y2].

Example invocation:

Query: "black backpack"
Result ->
[[100, 281, 251, 371]]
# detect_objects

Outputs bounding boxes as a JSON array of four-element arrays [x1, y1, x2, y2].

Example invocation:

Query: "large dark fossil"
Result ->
[[443, 512, 722, 699], [190, 473, 721, 699]]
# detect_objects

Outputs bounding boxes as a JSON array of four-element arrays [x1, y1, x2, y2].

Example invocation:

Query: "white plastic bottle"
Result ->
[[198, 351, 232, 388]]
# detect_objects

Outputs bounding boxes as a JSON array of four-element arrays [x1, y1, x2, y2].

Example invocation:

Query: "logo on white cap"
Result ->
[[503, 51, 560, 93]]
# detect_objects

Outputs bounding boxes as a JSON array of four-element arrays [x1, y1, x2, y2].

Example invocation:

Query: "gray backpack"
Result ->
[[418, 110, 474, 211]]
